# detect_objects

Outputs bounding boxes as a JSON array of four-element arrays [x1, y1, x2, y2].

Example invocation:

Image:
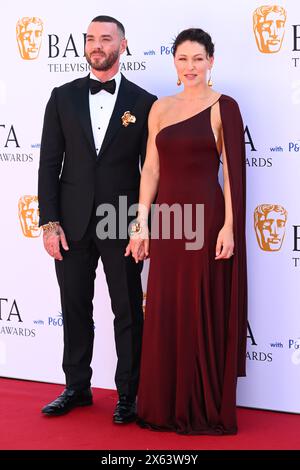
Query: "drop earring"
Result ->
[[177, 77, 182, 86], [208, 70, 213, 87]]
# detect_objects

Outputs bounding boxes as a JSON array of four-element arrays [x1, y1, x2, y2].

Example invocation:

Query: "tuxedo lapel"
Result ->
[[73, 75, 97, 158], [98, 75, 138, 159]]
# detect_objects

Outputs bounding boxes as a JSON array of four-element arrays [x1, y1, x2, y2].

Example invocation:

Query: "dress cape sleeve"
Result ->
[[219, 95, 248, 377]]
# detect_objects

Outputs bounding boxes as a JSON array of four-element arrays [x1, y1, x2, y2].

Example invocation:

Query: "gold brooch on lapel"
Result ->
[[121, 111, 136, 127]]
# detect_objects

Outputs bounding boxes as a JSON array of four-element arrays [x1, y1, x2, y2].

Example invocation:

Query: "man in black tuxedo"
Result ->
[[38, 15, 156, 423]]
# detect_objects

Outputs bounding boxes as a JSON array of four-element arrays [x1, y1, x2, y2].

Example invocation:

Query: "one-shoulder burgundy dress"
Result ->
[[137, 95, 247, 435]]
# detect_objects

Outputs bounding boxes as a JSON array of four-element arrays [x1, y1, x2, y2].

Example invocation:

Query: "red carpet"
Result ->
[[0, 378, 299, 450]]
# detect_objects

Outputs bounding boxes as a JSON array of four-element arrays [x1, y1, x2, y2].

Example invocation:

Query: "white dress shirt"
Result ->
[[89, 70, 121, 155]]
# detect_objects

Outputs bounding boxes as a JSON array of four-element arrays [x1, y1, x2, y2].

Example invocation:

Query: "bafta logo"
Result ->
[[18, 195, 41, 238], [254, 204, 287, 252], [16, 17, 43, 60], [253, 5, 287, 53]]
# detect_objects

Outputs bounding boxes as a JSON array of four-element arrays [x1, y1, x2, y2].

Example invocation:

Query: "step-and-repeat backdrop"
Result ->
[[1, 0, 299, 413]]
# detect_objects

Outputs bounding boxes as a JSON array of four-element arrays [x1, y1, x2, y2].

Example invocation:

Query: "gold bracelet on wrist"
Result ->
[[130, 222, 142, 237], [42, 221, 60, 233], [129, 220, 150, 238]]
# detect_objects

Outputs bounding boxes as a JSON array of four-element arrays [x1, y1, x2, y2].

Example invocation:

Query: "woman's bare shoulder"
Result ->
[[150, 95, 176, 115]]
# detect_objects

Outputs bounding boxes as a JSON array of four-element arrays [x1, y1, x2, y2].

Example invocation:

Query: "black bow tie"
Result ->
[[89, 78, 116, 95]]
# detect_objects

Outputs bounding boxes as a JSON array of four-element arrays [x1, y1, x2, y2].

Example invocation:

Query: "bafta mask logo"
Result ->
[[253, 5, 287, 53], [254, 204, 287, 252], [18, 195, 41, 238], [16, 17, 43, 60]]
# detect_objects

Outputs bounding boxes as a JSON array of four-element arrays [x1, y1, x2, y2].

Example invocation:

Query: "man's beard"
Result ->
[[85, 49, 119, 71]]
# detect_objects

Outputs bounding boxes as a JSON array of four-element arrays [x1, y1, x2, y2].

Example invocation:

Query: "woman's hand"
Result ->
[[215, 225, 234, 260], [124, 224, 150, 263]]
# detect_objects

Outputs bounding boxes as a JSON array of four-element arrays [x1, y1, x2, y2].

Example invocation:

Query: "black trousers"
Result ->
[[55, 216, 144, 399]]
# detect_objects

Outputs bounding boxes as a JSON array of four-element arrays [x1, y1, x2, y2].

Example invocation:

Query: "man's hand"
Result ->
[[43, 224, 69, 261]]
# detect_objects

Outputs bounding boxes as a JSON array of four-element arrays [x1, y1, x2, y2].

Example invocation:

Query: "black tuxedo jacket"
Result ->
[[38, 74, 157, 241]]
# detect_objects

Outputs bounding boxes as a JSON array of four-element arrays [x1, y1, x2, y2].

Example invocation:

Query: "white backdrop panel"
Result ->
[[0, 0, 299, 413]]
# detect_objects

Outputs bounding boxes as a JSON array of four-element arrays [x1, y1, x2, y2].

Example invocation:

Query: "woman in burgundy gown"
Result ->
[[126, 28, 247, 435]]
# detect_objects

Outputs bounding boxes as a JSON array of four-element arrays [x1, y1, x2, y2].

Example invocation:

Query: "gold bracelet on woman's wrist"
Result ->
[[130, 221, 142, 236], [129, 219, 150, 237]]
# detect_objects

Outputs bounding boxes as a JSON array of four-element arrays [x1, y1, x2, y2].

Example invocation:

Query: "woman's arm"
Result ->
[[125, 100, 162, 262], [222, 129, 233, 230], [211, 101, 235, 260], [215, 128, 235, 260], [136, 100, 161, 223]]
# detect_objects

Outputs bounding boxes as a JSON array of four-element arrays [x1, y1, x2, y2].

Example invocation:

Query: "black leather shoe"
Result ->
[[113, 395, 137, 424], [41, 388, 93, 416]]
